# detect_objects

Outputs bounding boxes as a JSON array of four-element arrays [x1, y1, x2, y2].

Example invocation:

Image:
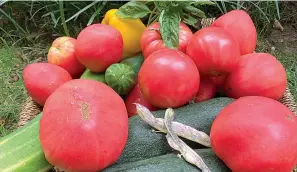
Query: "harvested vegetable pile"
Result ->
[[1, 1, 296, 172]]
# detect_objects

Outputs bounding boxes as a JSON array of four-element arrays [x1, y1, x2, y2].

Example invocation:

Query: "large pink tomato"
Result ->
[[224, 53, 287, 100], [39, 79, 128, 172], [210, 96, 297, 172], [211, 10, 257, 55], [186, 27, 240, 77], [140, 22, 193, 59], [138, 48, 200, 108]]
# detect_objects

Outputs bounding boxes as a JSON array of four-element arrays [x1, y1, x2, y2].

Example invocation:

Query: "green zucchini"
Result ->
[[0, 113, 52, 172], [80, 68, 106, 84], [104, 148, 230, 172], [116, 97, 234, 164]]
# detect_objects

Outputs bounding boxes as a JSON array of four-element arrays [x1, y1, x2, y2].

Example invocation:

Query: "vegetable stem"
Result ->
[[164, 108, 211, 172], [135, 103, 211, 147]]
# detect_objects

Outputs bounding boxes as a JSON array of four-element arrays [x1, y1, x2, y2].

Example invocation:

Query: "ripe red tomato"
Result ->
[[186, 27, 240, 77], [140, 22, 193, 59], [125, 84, 159, 117], [194, 78, 216, 103], [211, 10, 257, 55], [40, 79, 128, 172], [23, 63, 72, 106], [224, 53, 287, 100], [210, 96, 297, 172], [75, 24, 123, 72], [138, 48, 200, 108]]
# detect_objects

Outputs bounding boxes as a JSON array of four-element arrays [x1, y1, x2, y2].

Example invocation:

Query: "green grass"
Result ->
[[0, 37, 48, 137], [0, 46, 28, 136]]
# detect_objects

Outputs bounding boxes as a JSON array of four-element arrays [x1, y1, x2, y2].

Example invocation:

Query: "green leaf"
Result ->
[[159, 8, 181, 49], [175, 1, 194, 8], [116, 1, 150, 19], [183, 15, 199, 29], [154, 1, 169, 11], [184, 6, 206, 18]]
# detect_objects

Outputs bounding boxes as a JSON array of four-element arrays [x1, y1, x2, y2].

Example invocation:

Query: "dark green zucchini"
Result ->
[[104, 148, 231, 172], [116, 97, 234, 164]]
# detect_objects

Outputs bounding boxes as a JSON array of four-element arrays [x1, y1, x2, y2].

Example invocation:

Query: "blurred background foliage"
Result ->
[[1, 0, 295, 48]]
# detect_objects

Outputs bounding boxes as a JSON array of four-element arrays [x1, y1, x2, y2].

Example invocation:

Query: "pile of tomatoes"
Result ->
[[135, 9, 287, 111]]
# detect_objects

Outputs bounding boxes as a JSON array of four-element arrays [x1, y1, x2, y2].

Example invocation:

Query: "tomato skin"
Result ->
[[210, 75, 226, 86], [138, 48, 200, 108], [211, 10, 257, 55], [23, 63, 72, 106], [140, 22, 193, 59], [224, 53, 287, 100], [125, 84, 159, 117], [39, 79, 128, 172], [186, 27, 240, 77], [47, 36, 85, 79], [75, 24, 123, 73], [210, 96, 297, 172], [210, 75, 227, 96], [194, 78, 216, 103]]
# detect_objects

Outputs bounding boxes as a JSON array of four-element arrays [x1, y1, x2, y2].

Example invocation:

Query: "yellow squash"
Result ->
[[102, 9, 146, 59]]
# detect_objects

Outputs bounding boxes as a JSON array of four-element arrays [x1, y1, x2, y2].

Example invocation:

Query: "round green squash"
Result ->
[[105, 63, 137, 95]]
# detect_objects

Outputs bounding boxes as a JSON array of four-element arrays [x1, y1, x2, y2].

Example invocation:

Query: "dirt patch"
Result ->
[[266, 25, 297, 54]]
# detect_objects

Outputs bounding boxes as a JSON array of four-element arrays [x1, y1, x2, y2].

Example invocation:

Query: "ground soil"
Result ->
[[267, 25, 297, 54]]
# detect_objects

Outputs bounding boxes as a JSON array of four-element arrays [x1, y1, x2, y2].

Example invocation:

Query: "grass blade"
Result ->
[[249, 1, 270, 23], [213, 1, 224, 14], [237, 0, 240, 9], [65, 1, 99, 23], [225, 1, 246, 10], [59, 1, 70, 36], [87, 1, 107, 26], [30, 3, 57, 20], [0, 9, 27, 34], [42, 10, 60, 17], [274, 0, 280, 20], [0, 0, 9, 6], [220, 0, 227, 14], [50, 12, 59, 26], [0, 37, 9, 49]]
